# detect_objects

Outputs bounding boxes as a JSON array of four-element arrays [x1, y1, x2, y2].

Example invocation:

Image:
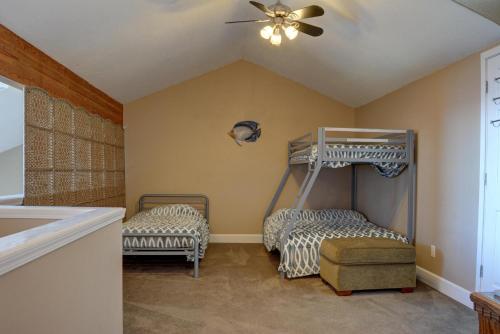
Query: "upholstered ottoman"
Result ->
[[320, 237, 416, 296]]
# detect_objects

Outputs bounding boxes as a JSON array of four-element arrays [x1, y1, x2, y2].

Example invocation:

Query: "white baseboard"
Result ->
[[416, 266, 473, 309], [209, 234, 263, 243]]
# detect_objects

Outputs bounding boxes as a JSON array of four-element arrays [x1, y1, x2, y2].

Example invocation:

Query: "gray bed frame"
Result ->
[[263, 127, 416, 279], [122, 194, 209, 278]]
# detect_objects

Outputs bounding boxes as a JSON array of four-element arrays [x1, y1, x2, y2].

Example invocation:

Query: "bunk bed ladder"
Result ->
[[263, 166, 291, 225], [279, 128, 325, 278]]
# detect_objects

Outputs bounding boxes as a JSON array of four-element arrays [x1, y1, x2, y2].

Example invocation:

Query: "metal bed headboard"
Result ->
[[138, 194, 209, 224]]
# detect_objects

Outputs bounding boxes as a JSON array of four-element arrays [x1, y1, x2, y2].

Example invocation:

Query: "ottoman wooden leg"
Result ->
[[400, 287, 414, 293], [335, 289, 352, 296]]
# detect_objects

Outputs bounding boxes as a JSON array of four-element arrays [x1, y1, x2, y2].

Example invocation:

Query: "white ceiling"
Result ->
[[1, 0, 499, 107]]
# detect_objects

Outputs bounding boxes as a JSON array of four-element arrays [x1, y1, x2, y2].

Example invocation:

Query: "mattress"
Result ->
[[122, 204, 209, 260], [289, 144, 407, 177], [263, 208, 407, 278]]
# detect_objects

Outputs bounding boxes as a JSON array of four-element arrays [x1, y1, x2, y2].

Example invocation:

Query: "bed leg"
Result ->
[[279, 271, 285, 279], [400, 287, 414, 293], [193, 237, 199, 278], [194, 258, 199, 278], [334, 290, 353, 297]]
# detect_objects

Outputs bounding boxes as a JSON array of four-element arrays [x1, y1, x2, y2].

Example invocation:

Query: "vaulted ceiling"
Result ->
[[1, 0, 499, 107]]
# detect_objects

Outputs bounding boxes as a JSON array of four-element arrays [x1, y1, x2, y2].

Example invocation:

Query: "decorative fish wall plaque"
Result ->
[[228, 121, 261, 146]]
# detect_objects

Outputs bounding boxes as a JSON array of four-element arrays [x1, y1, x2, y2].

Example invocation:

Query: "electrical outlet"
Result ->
[[431, 245, 436, 258]]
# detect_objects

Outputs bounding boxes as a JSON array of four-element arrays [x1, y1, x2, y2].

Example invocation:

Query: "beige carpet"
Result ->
[[124, 244, 477, 334]]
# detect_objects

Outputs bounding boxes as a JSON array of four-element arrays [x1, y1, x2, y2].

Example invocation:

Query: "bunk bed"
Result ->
[[263, 128, 416, 279], [122, 194, 209, 278]]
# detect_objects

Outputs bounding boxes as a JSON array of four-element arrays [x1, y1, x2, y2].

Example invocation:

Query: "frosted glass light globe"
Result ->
[[270, 30, 282, 46], [260, 26, 273, 39], [285, 25, 298, 40]]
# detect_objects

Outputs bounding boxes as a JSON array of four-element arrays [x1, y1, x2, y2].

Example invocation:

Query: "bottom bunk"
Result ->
[[263, 208, 407, 278]]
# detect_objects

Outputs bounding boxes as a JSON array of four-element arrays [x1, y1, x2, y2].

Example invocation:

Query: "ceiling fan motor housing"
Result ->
[[268, 2, 292, 17]]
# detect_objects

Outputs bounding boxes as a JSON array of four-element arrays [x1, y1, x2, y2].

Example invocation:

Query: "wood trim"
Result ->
[[470, 292, 500, 334], [0, 24, 123, 123]]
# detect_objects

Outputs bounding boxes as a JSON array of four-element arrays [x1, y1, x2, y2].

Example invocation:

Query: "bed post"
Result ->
[[351, 165, 357, 211], [406, 130, 416, 244], [193, 236, 199, 278]]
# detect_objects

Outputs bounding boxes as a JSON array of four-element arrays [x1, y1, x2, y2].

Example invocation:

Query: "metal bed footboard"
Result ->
[[123, 194, 209, 278], [123, 233, 200, 278]]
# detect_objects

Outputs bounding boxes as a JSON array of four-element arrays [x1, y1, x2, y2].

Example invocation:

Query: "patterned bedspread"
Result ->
[[290, 144, 407, 177], [264, 208, 407, 278], [123, 204, 209, 260]]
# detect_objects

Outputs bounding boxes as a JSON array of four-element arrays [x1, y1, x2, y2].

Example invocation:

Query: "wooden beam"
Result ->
[[0, 24, 123, 123]]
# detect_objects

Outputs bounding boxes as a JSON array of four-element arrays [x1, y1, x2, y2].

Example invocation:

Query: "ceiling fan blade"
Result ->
[[249, 1, 274, 17], [295, 21, 323, 37], [225, 19, 270, 24], [290, 5, 324, 20]]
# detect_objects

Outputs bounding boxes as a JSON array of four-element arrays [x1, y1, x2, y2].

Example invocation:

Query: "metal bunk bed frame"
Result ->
[[263, 127, 416, 279], [122, 194, 209, 278]]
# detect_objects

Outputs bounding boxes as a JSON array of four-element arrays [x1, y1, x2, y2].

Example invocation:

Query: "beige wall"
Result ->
[[0, 221, 123, 334], [0, 145, 23, 196], [124, 54, 487, 291], [124, 60, 355, 233], [355, 53, 482, 291]]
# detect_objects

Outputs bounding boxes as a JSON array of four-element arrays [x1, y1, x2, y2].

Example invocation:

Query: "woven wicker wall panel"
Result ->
[[54, 132, 74, 170], [25, 88, 53, 129], [24, 87, 125, 207], [115, 148, 125, 171], [74, 108, 92, 139], [54, 100, 73, 134], [25, 126, 54, 170], [53, 171, 76, 206], [25, 171, 54, 206], [74, 138, 92, 170]]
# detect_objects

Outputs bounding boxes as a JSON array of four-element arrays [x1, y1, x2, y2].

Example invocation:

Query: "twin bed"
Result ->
[[122, 194, 209, 278]]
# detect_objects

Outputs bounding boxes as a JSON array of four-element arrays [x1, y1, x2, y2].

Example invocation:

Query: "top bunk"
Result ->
[[288, 127, 415, 178]]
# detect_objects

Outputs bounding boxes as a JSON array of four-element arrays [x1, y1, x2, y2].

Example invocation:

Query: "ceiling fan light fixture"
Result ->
[[226, 1, 324, 46], [270, 27, 282, 46], [260, 25, 274, 39], [284, 25, 298, 40]]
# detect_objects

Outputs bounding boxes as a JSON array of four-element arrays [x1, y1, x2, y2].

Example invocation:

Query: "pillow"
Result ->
[[268, 208, 367, 223], [147, 204, 204, 219]]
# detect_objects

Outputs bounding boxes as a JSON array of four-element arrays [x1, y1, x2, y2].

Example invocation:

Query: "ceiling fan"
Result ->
[[226, 1, 324, 46]]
